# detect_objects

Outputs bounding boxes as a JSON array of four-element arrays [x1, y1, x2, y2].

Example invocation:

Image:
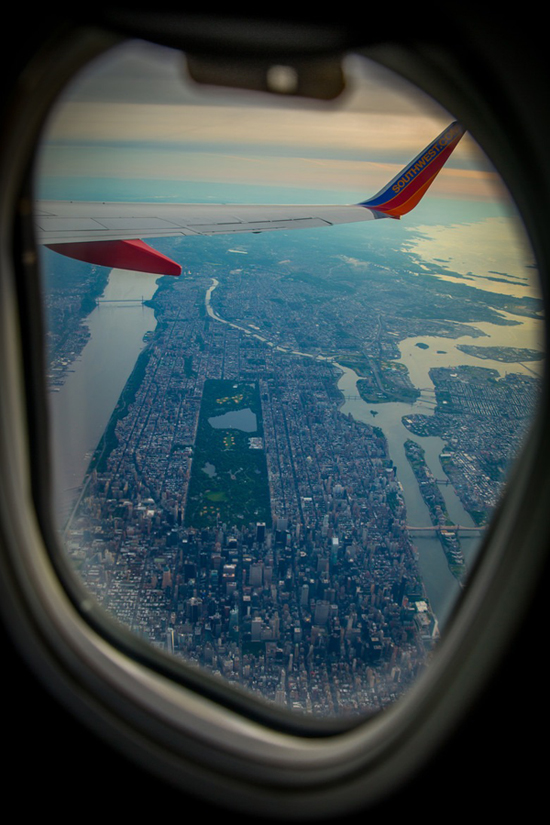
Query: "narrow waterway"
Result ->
[[335, 311, 543, 623], [336, 365, 466, 624]]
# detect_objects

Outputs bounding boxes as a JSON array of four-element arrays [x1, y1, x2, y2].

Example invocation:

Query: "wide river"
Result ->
[[49, 270, 159, 521], [49, 265, 544, 628]]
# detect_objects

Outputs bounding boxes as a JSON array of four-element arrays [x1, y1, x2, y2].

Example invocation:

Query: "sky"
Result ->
[[36, 40, 505, 209], [34, 38, 537, 298]]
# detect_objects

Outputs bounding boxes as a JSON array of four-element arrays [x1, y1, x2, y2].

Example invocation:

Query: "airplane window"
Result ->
[[33, 39, 543, 720]]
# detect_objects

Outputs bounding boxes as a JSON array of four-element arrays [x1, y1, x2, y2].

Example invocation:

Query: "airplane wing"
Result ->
[[34, 122, 465, 277]]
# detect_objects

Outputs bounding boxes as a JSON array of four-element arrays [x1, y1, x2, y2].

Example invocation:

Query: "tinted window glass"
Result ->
[[35, 41, 543, 717]]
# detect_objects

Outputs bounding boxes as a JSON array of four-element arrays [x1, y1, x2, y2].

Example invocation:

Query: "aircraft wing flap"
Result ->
[[193, 217, 337, 235]]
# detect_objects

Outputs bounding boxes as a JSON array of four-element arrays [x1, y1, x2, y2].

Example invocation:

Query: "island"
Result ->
[[403, 439, 465, 578], [456, 344, 544, 362]]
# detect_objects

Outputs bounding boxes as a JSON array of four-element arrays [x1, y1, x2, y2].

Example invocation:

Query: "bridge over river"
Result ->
[[96, 298, 146, 304], [407, 525, 485, 536]]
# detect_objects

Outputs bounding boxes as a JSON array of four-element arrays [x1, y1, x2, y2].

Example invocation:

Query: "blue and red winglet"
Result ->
[[360, 121, 465, 218]]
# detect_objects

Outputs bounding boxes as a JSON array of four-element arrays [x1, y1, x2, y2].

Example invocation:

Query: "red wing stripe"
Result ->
[[46, 238, 181, 276]]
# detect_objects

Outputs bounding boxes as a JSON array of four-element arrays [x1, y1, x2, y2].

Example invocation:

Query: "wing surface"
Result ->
[[35, 201, 381, 244], [35, 203, 381, 277], [34, 122, 465, 276]]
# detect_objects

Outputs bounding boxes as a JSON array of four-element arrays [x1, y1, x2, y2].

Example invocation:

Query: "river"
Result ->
[[48, 269, 159, 521], [335, 309, 544, 623]]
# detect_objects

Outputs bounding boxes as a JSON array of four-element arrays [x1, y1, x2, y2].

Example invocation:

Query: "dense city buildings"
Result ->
[[45, 229, 542, 717], [62, 270, 431, 715]]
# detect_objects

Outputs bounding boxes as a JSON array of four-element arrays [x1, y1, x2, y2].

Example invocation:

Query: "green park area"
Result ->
[[185, 379, 271, 528]]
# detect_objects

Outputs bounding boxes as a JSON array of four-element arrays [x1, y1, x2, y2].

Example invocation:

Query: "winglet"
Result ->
[[46, 238, 182, 276], [360, 122, 465, 218]]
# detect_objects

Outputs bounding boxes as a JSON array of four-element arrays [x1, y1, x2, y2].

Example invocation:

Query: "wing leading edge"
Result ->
[[35, 122, 465, 276]]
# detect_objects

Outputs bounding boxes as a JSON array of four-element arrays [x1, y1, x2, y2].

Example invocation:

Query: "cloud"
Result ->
[[38, 42, 500, 203]]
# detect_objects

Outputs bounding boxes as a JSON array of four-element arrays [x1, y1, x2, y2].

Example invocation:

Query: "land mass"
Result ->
[[47, 223, 542, 717], [403, 365, 540, 525], [456, 344, 544, 362]]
